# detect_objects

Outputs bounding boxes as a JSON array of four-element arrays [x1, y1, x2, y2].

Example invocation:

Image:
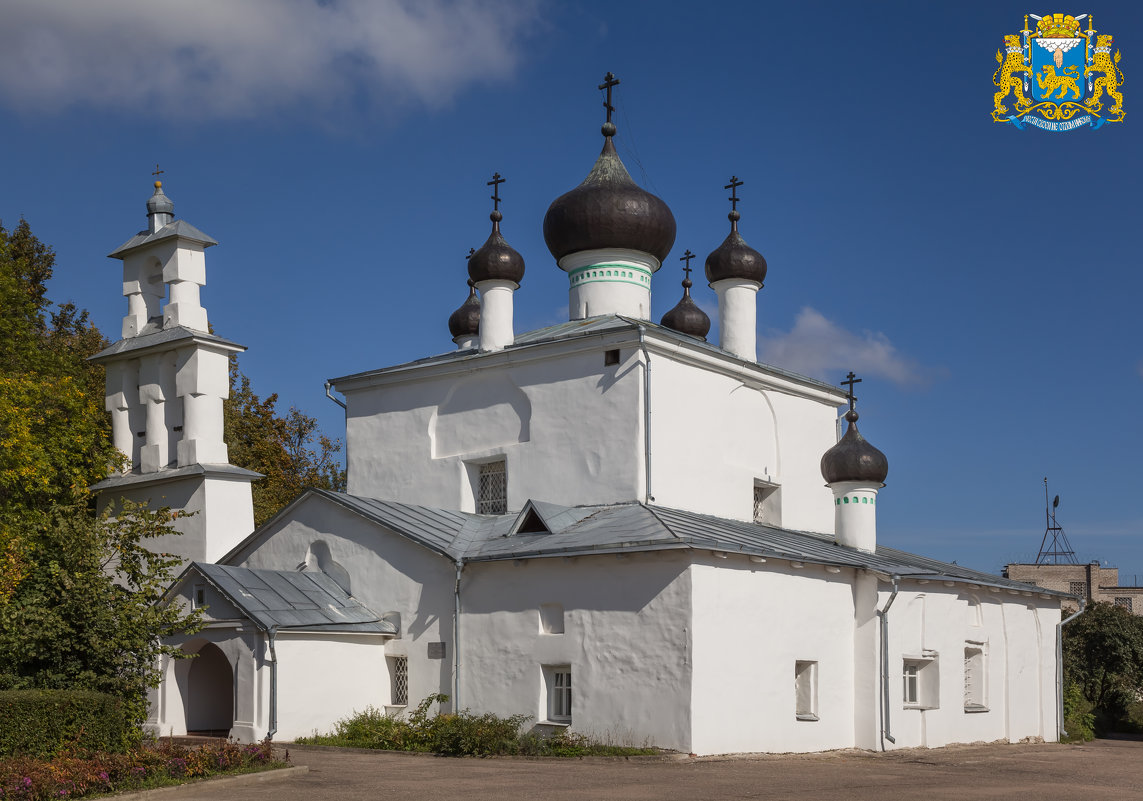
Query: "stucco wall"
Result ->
[[689, 556, 857, 755], [458, 551, 693, 752]]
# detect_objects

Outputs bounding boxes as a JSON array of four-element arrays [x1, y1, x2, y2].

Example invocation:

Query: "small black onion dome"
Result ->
[[448, 279, 481, 339], [820, 410, 889, 484], [543, 137, 676, 264], [704, 213, 767, 285], [660, 276, 710, 340], [146, 181, 174, 215], [468, 210, 525, 285]]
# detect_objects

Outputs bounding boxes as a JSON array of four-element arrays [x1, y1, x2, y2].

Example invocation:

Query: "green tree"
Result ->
[[0, 500, 202, 727], [1063, 601, 1143, 729], [224, 361, 346, 528]]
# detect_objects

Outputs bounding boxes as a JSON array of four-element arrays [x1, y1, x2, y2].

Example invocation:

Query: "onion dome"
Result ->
[[448, 279, 481, 339], [146, 180, 174, 215], [543, 73, 676, 264], [660, 250, 710, 340], [704, 176, 766, 286], [468, 173, 525, 286], [820, 409, 889, 485]]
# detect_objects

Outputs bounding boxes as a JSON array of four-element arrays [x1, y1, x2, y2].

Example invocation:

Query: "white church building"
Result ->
[[93, 76, 1069, 755]]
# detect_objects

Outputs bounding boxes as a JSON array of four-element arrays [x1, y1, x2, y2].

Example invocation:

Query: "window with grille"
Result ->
[[753, 482, 780, 526], [478, 460, 507, 515], [388, 656, 408, 706], [1069, 581, 1087, 597], [963, 645, 986, 711], [794, 661, 818, 721], [1115, 597, 1134, 612], [545, 666, 572, 722]]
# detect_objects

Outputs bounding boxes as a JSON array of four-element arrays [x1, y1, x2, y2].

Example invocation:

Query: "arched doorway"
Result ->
[[187, 642, 234, 736]]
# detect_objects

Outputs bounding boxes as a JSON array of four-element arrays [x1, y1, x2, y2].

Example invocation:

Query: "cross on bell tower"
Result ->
[[840, 371, 862, 412], [680, 249, 695, 282]]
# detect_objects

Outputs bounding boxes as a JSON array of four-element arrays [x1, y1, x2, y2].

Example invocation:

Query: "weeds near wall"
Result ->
[[295, 694, 658, 757]]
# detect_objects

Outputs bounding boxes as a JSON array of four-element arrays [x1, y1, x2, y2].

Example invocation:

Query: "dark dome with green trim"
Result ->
[[820, 410, 889, 485]]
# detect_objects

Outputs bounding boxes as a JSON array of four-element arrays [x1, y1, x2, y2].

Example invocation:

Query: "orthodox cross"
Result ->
[[725, 175, 744, 212], [151, 164, 164, 178], [487, 173, 504, 212], [599, 71, 620, 123], [840, 371, 862, 411], [680, 249, 695, 281], [467, 247, 475, 259]]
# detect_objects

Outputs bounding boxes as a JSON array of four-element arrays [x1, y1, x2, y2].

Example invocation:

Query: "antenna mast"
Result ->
[[1035, 477, 1078, 564]]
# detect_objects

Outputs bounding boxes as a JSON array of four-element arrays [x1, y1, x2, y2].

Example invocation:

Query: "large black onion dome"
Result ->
[[543, 137, 676, 264], [448, 280, 481, 339], [468, 211, 525, 285], [146, 181, 174, 215], [660, 274, 710, 340], [820, 410, 889, 484], [704, 223, 767, 285]]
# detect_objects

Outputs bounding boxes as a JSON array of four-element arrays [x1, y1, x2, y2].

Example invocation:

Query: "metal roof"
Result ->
[[88, 326, 245, 362], [108, 219, 218, 259], [188, 562, 396, 634], [307, 490, 1064, 597]]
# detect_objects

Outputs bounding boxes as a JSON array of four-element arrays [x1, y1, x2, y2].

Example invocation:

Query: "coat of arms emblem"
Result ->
[[992, 13, 1124, 130]]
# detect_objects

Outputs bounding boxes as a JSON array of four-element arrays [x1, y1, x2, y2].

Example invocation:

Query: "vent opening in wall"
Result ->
[[753, 481, 781, 526], [477, 460, 507, 515], [794, 661, 818, 721], [193, 584, 206, 608], [539, 603, 564, 634], [604, 349, 620, 366]]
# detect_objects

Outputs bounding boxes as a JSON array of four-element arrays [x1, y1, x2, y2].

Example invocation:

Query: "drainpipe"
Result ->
[[1056, 597, 1086, 740], [453, 560, 464, 710], [636, 326, 653, 503], [877, 574, 901, 750], [266, 627, 279, 741]]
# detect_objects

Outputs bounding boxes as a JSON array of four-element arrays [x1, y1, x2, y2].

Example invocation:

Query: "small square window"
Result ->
[[544, 666, 572, 723], [794, 661, 818, 721], [604, 349, 620, 366], [478, 460, 507, 515], [539, 603, 564, 635], [388, 655, 408, 706]]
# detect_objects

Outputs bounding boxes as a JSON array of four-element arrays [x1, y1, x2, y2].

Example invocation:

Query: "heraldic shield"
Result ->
[[1031, 31, 1087, 102]]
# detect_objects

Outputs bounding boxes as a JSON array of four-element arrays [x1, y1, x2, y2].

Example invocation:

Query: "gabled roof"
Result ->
[[179, 562, 396, 634], [108, 219, 218, 259], [284, 490, 1066, 598]]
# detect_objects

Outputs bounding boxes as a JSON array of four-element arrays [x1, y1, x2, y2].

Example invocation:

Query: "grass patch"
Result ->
[[295, 694, 658, 757], [0, 737, 287, 799]]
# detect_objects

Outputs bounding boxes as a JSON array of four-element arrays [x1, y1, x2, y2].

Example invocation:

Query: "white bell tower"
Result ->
[[91, 180, 259, 564]]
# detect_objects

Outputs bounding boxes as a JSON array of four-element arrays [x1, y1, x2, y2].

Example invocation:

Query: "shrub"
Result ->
[[1061, 681, 1095, 743], [0, 689, 131, 758]]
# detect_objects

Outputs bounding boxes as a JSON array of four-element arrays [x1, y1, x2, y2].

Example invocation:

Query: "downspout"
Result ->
[[636, 326, 653, 503], [1056, 597, 1086, 740], [324, 381, 347, 410], [877, 574, 901, 750], [453, 560, 464, 710], [266, 627, 279, 740]]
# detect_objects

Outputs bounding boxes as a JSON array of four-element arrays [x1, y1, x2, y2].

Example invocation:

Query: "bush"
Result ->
[[0, 689, 131, 758], [1061, 681, 1095, 743]]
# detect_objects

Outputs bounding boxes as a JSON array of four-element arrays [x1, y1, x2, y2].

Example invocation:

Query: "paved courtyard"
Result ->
[[143, 737, 1143, 801]]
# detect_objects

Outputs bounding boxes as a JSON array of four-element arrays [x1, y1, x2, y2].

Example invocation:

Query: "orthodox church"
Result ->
[[93, 76, 1068, 755]]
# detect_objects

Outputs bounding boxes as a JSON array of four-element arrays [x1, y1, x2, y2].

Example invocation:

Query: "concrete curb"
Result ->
[[109, 766, 309, 799], [284, 743, 690, 762]]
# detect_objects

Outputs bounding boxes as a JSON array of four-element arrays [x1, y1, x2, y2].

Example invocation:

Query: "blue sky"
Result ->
[[2, 1, 1140, 580]]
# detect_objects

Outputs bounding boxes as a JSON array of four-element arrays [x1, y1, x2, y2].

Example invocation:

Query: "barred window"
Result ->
[[964, 645, 987, 711], [1069, 581, 1087, 597], [388, 656, 408, 706], [1115, 597, 1134, 613], [753, 482, 780, 526], [478, 460, 507, 515]]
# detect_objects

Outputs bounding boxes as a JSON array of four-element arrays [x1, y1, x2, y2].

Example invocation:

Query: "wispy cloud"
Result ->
[[0, 0, 540, 121], [758, 307, 937, 388]]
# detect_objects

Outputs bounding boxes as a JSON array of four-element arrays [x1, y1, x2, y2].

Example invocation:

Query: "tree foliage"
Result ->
[[1063, 601, 1143, 729], [224, 360, 345, 528], [0, 501, 202, 727]]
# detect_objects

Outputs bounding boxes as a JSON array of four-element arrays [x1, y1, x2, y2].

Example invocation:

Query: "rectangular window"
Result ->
[[539, 603, 564, 635], [1069, 581, 1087, 597], [545, 666, 572, 723], [193, 584, 206, 609], [903, 654, 939, 709], [1115, 597, 1133, 612], [753, 482, 781, 526], [478, 460, 507, 515], [388, 656, 408, 706], [963, 645, 987, 711], [794, 661, 818, 721]]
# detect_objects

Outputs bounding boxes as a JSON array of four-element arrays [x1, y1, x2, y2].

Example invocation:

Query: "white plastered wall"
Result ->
[[458, 550, 693, 752], [688, 556, 856, 755], [344, 348, 643, 510]]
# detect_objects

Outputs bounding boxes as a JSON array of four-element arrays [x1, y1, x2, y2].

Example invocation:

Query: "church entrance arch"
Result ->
[[186, 642, 234, 736]]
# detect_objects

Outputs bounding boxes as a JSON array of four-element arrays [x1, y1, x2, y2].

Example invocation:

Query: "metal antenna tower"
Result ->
[[1035, 477, 1078, 564]]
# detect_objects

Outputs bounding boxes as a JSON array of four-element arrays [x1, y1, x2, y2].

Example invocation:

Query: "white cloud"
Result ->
[[0, 0, 541, 120], [758, 307, 935, 388]]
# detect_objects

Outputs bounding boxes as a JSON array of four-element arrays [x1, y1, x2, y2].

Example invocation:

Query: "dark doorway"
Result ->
[[186, 642, 233, 736]]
